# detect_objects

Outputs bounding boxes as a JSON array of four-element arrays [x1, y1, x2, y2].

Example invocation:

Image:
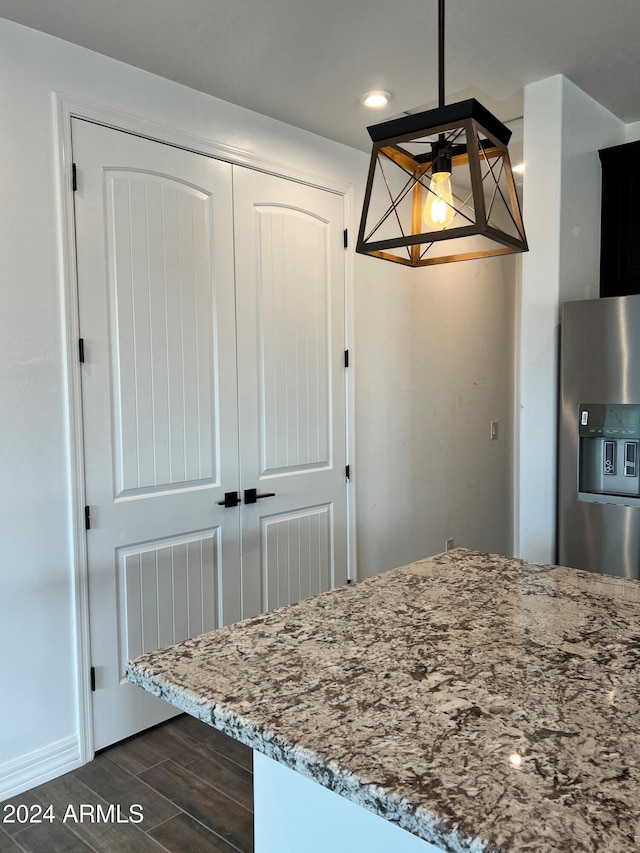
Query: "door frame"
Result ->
[[52, 91, 357, 763]]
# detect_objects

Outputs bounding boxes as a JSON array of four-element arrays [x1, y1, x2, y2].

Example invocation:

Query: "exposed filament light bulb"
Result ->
[[424, 144, 455, 230], [424, 171, 455, 229]]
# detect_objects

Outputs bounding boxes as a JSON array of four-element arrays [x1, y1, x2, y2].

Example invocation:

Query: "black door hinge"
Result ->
[[344, 349, 349, 368], [90, 666, 96, 692], [72, 163, 77, 192], [345, 464, 351, 482], [79, 338, 85, 363], [84, 505, 91, 530], [343, 228, 348, 249]]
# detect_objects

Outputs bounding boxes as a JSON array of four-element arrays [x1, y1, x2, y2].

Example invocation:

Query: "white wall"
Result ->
[[516, 75, 626, 562], [626, 121, 640, 142], [356, 255, 516, 574], [0, 17, 516, 797]]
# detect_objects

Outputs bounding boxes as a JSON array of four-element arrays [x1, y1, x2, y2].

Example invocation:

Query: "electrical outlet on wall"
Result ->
[[490, 421, 498, 440], [445, 538, 455, 551]]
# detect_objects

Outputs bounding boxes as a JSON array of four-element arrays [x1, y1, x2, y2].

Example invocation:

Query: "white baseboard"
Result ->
[[0, 736, 82, 801]]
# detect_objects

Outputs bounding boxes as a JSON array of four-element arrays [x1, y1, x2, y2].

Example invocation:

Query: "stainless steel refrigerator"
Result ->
[[559, 295, 640, 579]]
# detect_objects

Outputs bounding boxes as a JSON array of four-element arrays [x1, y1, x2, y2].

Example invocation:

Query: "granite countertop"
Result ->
[[126, 549, 640, 853]]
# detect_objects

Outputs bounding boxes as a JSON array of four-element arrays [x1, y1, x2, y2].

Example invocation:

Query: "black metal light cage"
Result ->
[[356, 0, 527, 267]]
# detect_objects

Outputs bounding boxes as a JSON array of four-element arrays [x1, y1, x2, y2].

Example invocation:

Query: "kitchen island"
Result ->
[[126, 549, 640, 852]]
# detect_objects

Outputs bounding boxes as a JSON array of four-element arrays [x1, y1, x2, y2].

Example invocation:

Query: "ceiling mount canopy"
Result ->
[[356, 0, 527, 267]]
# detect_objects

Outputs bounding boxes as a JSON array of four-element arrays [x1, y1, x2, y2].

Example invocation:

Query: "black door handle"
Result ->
[[217, 491, 241, 508], [244, 488, 276, 504]]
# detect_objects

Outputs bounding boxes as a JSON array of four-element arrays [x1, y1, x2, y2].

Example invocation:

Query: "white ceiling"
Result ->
[[1, 0, 640, 152]]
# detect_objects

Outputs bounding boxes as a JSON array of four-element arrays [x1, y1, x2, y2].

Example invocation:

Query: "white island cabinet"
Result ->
[[254, 752, 442, 853]]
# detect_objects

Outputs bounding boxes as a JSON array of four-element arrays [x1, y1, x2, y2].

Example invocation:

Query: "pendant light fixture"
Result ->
[[356, 0, 527, 266]]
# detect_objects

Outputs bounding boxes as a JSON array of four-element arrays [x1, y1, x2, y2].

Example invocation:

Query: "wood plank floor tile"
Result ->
[[26, 770, 103, 816], [9, 820, 95, 853], [52, 817, 166, 853], [0, 828, 24, 852], [17, 771, 167, 853], [140, 760, 253, 853], [1, 716, 254, 853], [184, 753, 253, 813], [101, 733, 165, 777], [0, 792, 41, 836], [126, 723, 215, 767], [149, 812, 241, 853], [74, 754, 180, 829], [131, 725, 253, 810], [171, 716, 252, 772]]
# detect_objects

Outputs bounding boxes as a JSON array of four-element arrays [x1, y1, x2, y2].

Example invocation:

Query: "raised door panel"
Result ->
[[262, 506, 332, 610], [258, 208, 330, 474], [119, 529, 221, 674], [107, 172, 218, 495]]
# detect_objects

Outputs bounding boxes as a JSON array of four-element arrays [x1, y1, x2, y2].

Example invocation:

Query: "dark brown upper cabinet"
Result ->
[[600, 140, 640, 298]]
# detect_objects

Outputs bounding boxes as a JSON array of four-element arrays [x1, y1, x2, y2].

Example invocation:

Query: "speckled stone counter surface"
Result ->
[[126, 549, 640, 853]]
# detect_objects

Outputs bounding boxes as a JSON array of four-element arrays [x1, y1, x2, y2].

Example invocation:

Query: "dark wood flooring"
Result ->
[[0, 715, 254, 853]]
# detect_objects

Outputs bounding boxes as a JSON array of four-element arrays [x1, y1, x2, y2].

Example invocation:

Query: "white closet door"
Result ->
[[73, 119, 240, 749], [233, 167, 348, 617]]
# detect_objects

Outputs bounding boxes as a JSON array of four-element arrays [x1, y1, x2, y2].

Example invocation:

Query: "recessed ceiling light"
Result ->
[[361, 90, 392, 108]]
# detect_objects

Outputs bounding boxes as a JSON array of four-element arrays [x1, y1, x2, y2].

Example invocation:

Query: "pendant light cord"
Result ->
[[438, 0, 445, 108]]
